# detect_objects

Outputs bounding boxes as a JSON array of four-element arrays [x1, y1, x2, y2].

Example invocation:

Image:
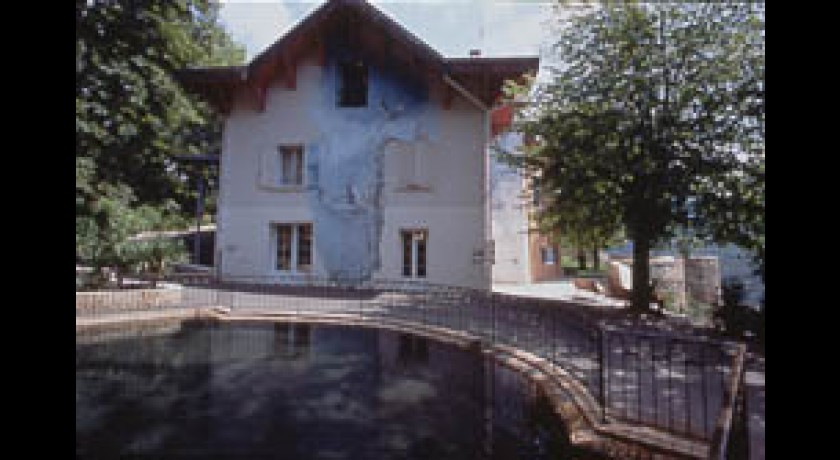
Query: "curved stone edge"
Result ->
[[76, 307, 709, 459], [490, 344, 709, 460]]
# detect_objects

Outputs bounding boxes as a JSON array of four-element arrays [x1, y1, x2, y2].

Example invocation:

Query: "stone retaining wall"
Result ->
[[76, 288, 183, 313], [607, 256, 721, 309]]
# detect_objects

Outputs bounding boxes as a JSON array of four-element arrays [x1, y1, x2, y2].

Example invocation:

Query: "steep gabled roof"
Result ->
[[178, 0, 538, 113]]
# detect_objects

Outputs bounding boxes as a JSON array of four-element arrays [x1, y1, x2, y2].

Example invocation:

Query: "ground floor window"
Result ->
[[401, 229, 427, 278], [540, 246, 557, 265], [274, 223, 312, 272]]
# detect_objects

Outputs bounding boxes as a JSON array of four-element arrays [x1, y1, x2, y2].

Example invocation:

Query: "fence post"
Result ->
[[701, 343, 709, 437], [685, 341, 692, 436], [709, 343, 748, 460], [738, 364, 750, 460], [491, 292, 497, 343], [598, 326, 608, 423], [551, 307, 557, 365], [459, 292, 465, 332], [667, 339, 673, 433], [636, 335, 642, 424], [422, 286, 427, 326]]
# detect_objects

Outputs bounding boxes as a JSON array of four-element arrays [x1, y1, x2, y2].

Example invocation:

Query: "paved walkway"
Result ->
[[493, 280, 626, 307]]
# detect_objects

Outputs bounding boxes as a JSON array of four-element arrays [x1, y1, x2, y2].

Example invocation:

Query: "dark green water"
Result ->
[[76, 320, 579, 459]]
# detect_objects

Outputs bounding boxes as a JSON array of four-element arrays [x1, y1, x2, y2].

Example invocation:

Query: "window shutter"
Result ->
[[384, 140, 413, 187], [414, 142, 429, 187], [305, 144, 319, 190], [259, 150, 279, 188]]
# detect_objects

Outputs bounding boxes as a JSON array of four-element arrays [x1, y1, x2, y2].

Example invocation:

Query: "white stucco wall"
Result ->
[[216, 55, 489, 289], [489, 132, 530, 284]]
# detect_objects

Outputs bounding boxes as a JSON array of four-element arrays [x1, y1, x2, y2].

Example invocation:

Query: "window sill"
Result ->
[[394, 184, 432, 193], [272, 269, 313, 276], [260, 184, 306, 193]]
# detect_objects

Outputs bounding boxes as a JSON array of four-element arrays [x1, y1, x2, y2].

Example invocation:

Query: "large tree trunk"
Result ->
[[592, 245, 600, 271], [631, 236, 652, 312], [577, 248, 588, 270]]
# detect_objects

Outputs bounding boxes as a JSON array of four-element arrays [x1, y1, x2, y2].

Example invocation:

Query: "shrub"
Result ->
[[714, 278, 760, 339]]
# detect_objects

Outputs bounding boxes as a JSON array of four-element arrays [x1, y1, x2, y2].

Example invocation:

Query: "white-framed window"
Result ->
[[260, 145, 305, 189], [401, 229, 427, 278], [541, 247, 557, 265], [273, 223, 312, 272], [278, 145, 304, 186]]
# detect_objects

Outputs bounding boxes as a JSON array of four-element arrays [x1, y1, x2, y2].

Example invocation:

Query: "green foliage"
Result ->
[[537, 182, 623, 260], [77, 0, 242, 207], [500, 2, 764, 311], [124, 236, 189, 279], [76, 184, 189, 288], [76, 0, 243, 283], [714, 278, 761, 339], [684, 298, 715, 326]]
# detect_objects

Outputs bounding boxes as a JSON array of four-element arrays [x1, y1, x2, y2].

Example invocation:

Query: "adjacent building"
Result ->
[[489, 104, 563, 285]]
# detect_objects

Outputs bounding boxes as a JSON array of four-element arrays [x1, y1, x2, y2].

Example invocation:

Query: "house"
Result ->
[[489, 104, 563, 285], [179, 0, 538, 289]]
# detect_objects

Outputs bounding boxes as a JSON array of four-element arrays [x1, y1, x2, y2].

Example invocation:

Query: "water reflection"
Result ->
[[76, 320, 581, 459], [396, 333, 428, 367], [274, 322, 312, 359]]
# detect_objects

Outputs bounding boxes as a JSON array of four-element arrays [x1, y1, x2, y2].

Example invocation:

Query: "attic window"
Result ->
[[338, 61, 368, 107]]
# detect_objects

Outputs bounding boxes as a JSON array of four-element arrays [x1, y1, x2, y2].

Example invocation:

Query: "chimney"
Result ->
[[469, 49, 481, 57]]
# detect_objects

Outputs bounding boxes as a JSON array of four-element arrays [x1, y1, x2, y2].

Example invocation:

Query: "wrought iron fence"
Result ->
[[77, 273, 747, 450], [708, 344, 750, 460]]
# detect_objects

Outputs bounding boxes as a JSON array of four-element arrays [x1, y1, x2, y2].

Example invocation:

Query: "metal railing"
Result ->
[[77, 273, 745, 450], [709, 343, 750, 459]]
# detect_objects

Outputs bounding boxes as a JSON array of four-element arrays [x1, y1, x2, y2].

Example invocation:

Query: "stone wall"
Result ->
[[606, 255, 721, 309], [685, 257, 722, 305], [76, 288, 184, 313]]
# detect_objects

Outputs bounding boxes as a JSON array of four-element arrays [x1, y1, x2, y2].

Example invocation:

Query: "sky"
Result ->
[[217, 0, 557, 61]]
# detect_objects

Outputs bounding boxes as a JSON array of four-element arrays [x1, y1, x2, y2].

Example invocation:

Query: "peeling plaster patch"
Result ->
[[305, 52, 441, 281]]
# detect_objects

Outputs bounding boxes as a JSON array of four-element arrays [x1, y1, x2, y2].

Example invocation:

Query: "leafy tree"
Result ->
[[537, 186, 623, 272], [502, 2, 764, 312], [76, 184, 188, 288], [495, 79, 625, 274], [76, 0, 244, 275], [124, 206, 190, 287]]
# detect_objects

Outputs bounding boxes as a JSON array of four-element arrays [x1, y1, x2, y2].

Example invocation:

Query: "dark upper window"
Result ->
[[338, 61, 368, 107]]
